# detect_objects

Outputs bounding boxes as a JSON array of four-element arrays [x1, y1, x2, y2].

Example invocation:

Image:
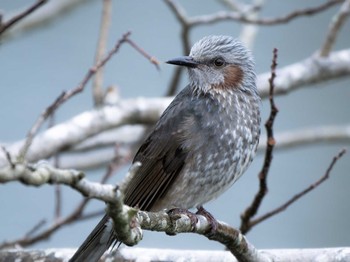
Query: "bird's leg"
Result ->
[[196, 206, 218, 236], [166, 208, 198, 235]]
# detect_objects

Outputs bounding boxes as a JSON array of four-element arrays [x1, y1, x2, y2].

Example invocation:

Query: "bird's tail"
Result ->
[[70, 214, 116, 262]]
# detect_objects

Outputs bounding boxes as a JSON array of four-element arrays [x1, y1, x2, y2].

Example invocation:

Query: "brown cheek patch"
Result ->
[[213, 65, 244, 90]]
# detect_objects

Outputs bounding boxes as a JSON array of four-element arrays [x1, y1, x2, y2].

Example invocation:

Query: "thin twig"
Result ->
[[219, 0, 248, 12], [164, 0, 191, 96], [240, 48, 279, 234], [319, 0, 350, 57], [49, 113, 62, 220], [24, 219, 47, 238], [54, 184, 62, 220], [249, 148, 347, 228], [188, 0, 343, 26], [0, 0, 48, 35], [125, 39, 160, 70], [18, 31, 132, 161], [0, 204, 87, 249], [1, 146, 15, 169], [219, 0, 262, 14], [93, 0, 112, 106], [164, 0, 189, 25], [100, 144, 131, 184], [76, 209, 105, 222]]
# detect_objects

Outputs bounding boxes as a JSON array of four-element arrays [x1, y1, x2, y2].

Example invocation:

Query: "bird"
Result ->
[[70, 35, 261, 262]]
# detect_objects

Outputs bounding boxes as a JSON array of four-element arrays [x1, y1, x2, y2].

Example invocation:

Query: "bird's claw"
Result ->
[[196, 206, 218, 237], [167, 208, 198, 235]]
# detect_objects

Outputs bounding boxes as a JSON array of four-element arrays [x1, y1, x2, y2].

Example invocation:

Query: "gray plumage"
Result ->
[[70, 35, 261, 262]]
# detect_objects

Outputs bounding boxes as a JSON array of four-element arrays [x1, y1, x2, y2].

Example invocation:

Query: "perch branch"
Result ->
[[0, 159, 270, 262]]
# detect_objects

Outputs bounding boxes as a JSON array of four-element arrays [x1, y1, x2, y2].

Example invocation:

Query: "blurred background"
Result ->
[[0, 0, 349, 252]]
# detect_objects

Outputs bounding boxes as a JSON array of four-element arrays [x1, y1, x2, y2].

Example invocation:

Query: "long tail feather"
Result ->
[[70, 215, 116, 262]]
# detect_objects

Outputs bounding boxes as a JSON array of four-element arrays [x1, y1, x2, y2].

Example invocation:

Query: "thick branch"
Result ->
[[0, 161, 119, 202], [0, 97, 171, 168], [129, 209, 270, 262], [257, 49, 350, 97]]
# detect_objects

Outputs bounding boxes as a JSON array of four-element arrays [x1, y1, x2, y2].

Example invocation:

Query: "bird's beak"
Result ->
[[166, 56, 199, 68]]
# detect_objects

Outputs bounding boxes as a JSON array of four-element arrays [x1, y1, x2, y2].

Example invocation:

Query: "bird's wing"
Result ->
[[124, 91, 192, 211]]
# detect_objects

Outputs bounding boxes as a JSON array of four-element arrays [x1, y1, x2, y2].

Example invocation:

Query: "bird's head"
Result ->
[[167, 35, 257, 95]]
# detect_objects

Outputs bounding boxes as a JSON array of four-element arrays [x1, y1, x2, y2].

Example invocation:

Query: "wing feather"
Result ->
[[123, 87, 193, 211]]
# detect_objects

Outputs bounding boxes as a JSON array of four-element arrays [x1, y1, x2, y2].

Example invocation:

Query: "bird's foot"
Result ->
[[167, 208, 198, 235], [196, 206, 218, 237]]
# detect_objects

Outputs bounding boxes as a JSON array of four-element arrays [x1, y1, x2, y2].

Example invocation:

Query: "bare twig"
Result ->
[[188, 0, 343, 26], [249, 148, 347, 228], [219, 0, 251, 12], [164, 0, 189, 25], [125, 39, 160, 70], [54, 184, 62, 220], [53, 155, 62, 220], [93, 0, 112, 106], [1, 0, 88, 41], [24, 219, 46, 238], [100, 144, 131, 184], [1, 146, 15, 169], [0, 0, 48, 35], [18, 31, 132, 161], [240, 48, 279, 234], [319, 0, 350, 57], [164, 0, 191, 96]]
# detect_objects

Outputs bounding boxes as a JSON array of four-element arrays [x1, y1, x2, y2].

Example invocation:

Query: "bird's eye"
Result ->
[[213, 57, 225, 67]]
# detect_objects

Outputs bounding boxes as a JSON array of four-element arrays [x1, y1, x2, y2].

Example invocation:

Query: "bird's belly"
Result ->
[[151, 139, 257, 211]]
